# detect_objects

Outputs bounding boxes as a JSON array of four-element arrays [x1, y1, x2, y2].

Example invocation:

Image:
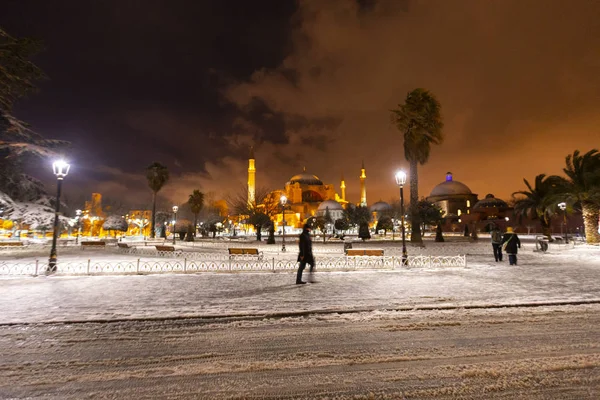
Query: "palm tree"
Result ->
[[188, 189, 205, 237], [555, 150, 600, 244], [391, 88, 444, 243], [146, 162, 170, 238], [513, 174, 562, 240]]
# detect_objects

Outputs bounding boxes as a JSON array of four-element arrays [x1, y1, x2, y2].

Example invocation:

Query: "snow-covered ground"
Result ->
[[0, 241, 598, 325]]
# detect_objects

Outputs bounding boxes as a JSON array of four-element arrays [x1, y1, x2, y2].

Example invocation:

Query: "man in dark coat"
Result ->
[[491, 226, 503, 262], [296, 223, 315, 284], [502, 226, 521, 266]]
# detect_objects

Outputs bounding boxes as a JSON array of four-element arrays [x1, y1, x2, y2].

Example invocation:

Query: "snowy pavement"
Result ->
[[1, 244, 599, 325]]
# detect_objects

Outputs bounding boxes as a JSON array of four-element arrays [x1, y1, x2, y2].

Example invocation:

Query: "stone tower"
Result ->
[[248, 146, 256, 206], [340, 174, 346, 202], [359, 161, 367, 207]]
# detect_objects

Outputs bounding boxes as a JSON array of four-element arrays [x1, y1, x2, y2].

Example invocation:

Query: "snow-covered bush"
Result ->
[[102, 216, 128, 236]]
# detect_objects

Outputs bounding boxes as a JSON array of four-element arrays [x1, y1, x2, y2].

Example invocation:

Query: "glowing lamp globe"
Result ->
[[395, 170, 407, 187], [52, 160, 70, 180]]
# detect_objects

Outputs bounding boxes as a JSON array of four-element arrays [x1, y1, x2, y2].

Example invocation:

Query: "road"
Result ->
[[1, 304, 599, 399]]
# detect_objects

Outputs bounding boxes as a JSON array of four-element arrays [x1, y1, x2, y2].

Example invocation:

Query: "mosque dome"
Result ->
[[429, 172, 472, 197], [473, 194, 508, 209], [288, 172, 324, 186], [317, 200, 343, 211], [369, 201, 392, 212]]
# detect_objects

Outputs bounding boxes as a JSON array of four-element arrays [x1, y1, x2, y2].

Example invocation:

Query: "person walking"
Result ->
[[491, 226, 503, 262], [502, 227, 521, 266], [296, 223, 315, 284]]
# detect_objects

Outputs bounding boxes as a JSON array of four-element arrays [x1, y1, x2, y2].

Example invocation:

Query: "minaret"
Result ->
[[359, 160, 367, 207], [340, 174, 346, 202], [248, 146, 256, 206]]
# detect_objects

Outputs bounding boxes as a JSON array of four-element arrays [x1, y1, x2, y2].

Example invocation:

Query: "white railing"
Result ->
[[0, 254, 466, 276]]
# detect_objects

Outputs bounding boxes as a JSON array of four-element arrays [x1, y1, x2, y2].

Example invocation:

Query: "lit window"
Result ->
[[458, 209, 462, 216], [467, 200, 471, 207]]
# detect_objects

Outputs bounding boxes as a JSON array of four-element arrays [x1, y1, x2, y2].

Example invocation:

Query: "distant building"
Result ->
[[427, 172, 478, 222]]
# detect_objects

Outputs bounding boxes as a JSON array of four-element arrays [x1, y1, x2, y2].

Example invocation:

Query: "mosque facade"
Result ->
[[247, 151, 362, 231]]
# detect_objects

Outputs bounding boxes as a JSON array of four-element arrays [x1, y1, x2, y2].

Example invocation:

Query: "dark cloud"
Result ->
[[2, 0, 599, 207]]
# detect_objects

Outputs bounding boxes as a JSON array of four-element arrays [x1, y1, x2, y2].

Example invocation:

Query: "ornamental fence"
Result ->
[[0, 254, 467, 276]]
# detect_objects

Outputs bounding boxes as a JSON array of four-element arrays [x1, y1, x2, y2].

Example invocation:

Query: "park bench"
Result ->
[[117, 243, 133, 250], [228, 248, 263, 260], [0, 241, 24, 247], [81, 241, 106, 249], [155, 245, 182, 256], [346, 249, 384, 256]]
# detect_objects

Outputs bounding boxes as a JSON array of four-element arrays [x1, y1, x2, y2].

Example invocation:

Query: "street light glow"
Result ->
[[280, 195, 287, 205], [172, 205, 179, 213], [558, 202, 567, 211], [52, 160, 70, 180], [395, 170, 407, 187]]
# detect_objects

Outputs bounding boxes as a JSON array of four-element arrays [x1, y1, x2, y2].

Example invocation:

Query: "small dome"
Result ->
[[288, 172, 323, 186], [429, 172, 472, 197], [369, 201, 392, 212], [317, 200, 343, 211], [473, 194, 508, 209]]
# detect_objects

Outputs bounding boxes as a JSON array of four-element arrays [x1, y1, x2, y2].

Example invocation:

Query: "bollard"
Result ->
[[137, 258, 140, 274], [87, 259, 91, 275], [34, 259, 39, 276], [272, 257, 275, 272], [184, 258, 187, 273]]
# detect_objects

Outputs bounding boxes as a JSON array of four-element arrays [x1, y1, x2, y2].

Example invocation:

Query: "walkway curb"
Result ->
[[2, 298, 600, 327]]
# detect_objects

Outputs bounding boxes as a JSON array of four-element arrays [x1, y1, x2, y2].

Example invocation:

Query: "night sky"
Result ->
[[2, 0, 599, 209]]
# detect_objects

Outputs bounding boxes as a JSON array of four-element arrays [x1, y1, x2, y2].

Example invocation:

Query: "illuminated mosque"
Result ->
[[247, 148, 369, 231]]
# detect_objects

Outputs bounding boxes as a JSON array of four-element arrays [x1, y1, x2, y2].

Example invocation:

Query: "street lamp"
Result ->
[[395, 170, 408, 266], [280, 195, 287, 252], [172, 205, 178, 244], [75, 209, 82, 244], [48, 160, 70, 272], [558, 202, 569, 244]]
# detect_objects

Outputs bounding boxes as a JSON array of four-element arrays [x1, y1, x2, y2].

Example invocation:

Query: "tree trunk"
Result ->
[[409, 159, 422, 243], [540, 215, 553, 241], [193, 214, 198, 237], [150, 192, 156, 238], [582, 201, 600, 244]]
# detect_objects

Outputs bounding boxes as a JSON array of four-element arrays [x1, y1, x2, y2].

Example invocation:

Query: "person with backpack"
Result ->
[[491, 227, 503, 262], [502, 227, 521, 266]]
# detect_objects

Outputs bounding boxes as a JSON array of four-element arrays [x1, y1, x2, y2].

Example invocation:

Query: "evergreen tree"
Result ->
[[358, 221, 371, 241]]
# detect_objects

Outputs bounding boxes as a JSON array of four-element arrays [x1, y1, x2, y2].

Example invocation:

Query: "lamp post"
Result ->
[[280, 195, 287, 252], [558, 202, 569, 244], [48, 160, 70, 273], [395, 170, 408, 266], [172, 205, 178, 244], [75, 209, 82, 244]]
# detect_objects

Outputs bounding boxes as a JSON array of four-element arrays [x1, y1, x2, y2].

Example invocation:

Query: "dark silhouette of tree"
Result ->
[[435, 223, 444, 242], [334, 218, 349, 238], [391, 88, 444, 243], [554, 149, 600, 244], [145, 162, 169, 238], [188, 189, 204, 237], [513, 174, 562, 240], [358, 221, 371, 241], [376, 216, 393, 235]]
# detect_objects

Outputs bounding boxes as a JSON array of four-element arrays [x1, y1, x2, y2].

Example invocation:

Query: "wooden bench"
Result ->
[[228, 248, 263, 259], [346, 249, 384, 256], [155, 245, 182, 256], [0, 241, 24, 247], [81, 241, 106, 249], [117, 243, 132, 249]]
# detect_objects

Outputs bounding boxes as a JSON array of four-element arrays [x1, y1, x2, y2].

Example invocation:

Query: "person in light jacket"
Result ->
[[502, 227, 521, 266], [296, 223, 315, 284]]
